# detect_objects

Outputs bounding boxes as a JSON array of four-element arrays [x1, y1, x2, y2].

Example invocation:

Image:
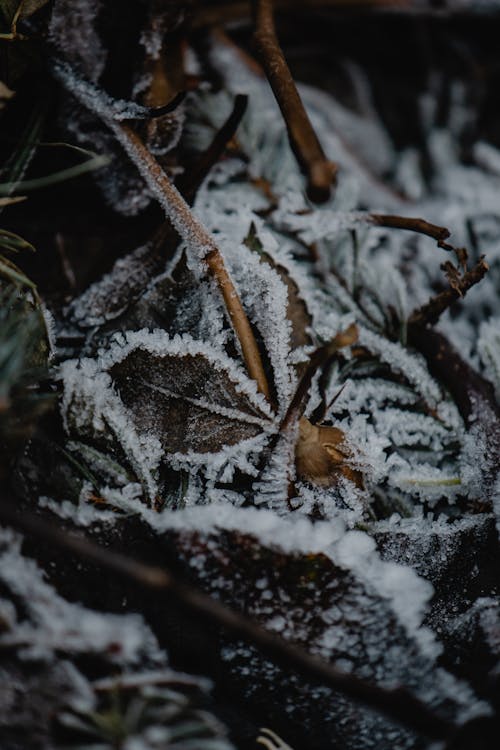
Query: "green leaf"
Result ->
[[0, 227, 35, 254]]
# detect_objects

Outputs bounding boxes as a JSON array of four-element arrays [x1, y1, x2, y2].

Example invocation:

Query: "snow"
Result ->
[[0, 527, 164, 665]]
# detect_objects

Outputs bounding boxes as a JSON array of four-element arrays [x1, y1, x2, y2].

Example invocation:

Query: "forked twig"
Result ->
[[0, 497, 457, 744], [408, 256, 489, 327], [252, 0, 337, 203], [368, 213, 488, 326]]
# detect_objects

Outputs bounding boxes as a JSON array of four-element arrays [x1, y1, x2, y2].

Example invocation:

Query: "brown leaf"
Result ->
[[108, 345, 272, 455], [295, 416, 363, 488]]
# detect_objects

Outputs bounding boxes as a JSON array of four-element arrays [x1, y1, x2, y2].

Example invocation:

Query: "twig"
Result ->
[[252, 0, 337, 203], [369, 214, 461, 257], [112, 123, 271, 402], [177, 94, 248, 203], [408, 257, 488, 328], [51, 59, 186, 121], [51, 60, 271, 400], [0, 496, 456, 743], [280, 324, 358, 434]]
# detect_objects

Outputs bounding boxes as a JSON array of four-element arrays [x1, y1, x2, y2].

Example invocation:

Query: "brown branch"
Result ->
[[252, 0, 337, 203], [177, 94, 248, 203], [112, 122, 271, 403], [280, 323, 358, 434], [0, 496, 456, 743], [408, 257, 488, 328], [369, 214, 460, 256]]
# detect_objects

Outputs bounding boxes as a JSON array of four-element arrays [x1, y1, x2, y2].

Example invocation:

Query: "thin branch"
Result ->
[[177, 94, 248, 203], [408, 257, 488, 328], [113, 122, 271, 402], [51, 60, 272, 401], [280, 323, 358, 434], [369, 214, 461, 257], [0, 496, 456, 743], [252, 0, 337, 203]]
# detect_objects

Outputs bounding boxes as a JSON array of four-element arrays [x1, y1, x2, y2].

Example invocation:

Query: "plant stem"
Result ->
[[113, 122, 271, 402], [252, 0, 337, 203], [408, 257, 488, 327]]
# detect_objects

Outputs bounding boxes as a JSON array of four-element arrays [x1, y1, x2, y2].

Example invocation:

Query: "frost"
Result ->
[[335, 530, 437, 656], [66, 242, 167, 328], [357, 327, 442, 406], [50, 0, 107, 83], [478, 317, 500, 402], [60, 330, 276, 498], [0, 527, 164, 665], [52, 58, 163, 122]]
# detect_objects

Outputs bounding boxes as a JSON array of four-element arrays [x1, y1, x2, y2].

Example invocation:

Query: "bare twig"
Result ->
[[280, 323, 358, 434], [0, 496, 456, 743], [177, 94, 248, 203], [408, 257, 488, 328], [51, 60, 271, 400], [113, 122, 271, 402], [369, 214, 462, 257], [252, 0, 337, 203]]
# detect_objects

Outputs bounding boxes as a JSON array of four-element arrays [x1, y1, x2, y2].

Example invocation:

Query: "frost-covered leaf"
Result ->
[[61, 331, 275, 497], [151, 507, 487, 750], [0, 525, 234, 750]]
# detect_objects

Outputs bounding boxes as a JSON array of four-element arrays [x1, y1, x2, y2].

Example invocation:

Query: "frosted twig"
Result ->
[[0, 497, 457, 743], [252, 0, 337, 203], [112, 123, 271, 402], [408, 257, 489, 328], [51, 58, 186, 121], [51, 59, 271, 400], [52, 57, 271, 400]]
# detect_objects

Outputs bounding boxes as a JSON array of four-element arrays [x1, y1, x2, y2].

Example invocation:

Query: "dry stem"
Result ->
[[113, 122, 271, 402], [408, 257, 489, 327], [177, 93, 248, 203], [253, 0, 337, 203], [369, 214, 457, 253]]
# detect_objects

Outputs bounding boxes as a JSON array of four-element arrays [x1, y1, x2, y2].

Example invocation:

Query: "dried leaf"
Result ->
[[0, 0, 49, 23], [109, 347, 273, 455], [295, 416, 363, 488]]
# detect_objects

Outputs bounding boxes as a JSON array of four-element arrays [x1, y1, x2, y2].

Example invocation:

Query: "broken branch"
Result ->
[[252, 0, 337, 203], [408, 256, 488, 328]]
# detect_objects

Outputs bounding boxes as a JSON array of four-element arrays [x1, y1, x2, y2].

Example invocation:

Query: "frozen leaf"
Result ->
[[153, 509, 487, 750], [66, 240, 169, 330], [61, 331, 275, 497]]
